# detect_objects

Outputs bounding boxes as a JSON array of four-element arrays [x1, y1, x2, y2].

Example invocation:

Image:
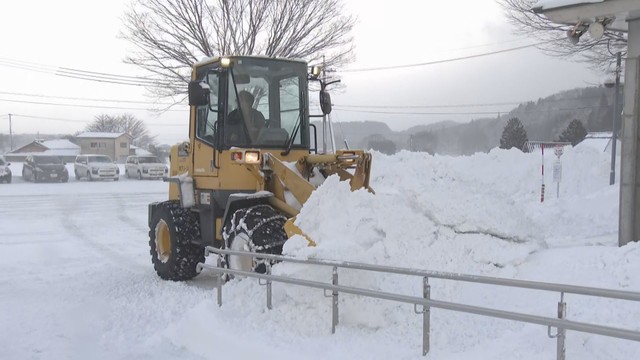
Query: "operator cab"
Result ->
[[189, 56, 311, 152]]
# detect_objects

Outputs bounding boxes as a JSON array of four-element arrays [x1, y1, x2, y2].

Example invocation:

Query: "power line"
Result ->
[[333, 105, 610, 116], [0, 57, 177, 87], [0, 90, 185, 106], [0, 98, 183, 111], [340, 41, 549, 73], [333, 94, 606, 110], [335, 101, 523, 109], [8, 113, 185, 127]]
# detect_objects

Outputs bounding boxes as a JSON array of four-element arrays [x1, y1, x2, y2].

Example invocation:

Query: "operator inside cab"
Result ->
[[226, 90, 266, 144]]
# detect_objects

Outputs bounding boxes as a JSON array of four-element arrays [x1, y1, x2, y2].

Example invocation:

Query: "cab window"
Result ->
[[196, 71, 220, 145]]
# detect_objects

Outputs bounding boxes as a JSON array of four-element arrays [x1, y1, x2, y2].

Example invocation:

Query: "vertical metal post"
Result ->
[[423, 276, 431, 356], [216, 256, 223, 307], [331, 266, 339, 334], [610, 51, 621, 185], [266, 264, 273, 310], [8, 113, 13, 151], [557, 292, 566, 360], [541, 144, 545, 203]]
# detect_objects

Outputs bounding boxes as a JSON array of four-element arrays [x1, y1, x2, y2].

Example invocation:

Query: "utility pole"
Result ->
[[610, 52, 621, 185], [8, 113, 13, 151], [322, 56, 328, 154]]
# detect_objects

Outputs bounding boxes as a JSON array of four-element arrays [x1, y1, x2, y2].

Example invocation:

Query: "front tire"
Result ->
[[223, 204, 287, 275], [149, 201, 204, 281]]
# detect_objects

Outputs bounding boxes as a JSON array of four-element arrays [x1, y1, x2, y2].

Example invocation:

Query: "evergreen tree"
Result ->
[[558, 119, 588, 146], [499, 117, 528, 150]]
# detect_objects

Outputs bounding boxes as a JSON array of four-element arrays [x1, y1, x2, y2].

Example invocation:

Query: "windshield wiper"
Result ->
[[281, 110, 302, 156]]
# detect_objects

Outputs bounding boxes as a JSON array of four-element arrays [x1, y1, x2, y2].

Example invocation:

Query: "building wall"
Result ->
[[113, 134, 130, 163], [77, 135, 130, 163]]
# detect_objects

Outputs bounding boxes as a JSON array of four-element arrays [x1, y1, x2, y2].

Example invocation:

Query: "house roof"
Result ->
[[533, 0, 640, 32], [131, 145, 152, 156], [76, 132, 128, 139], [40, 139, 80, 150]]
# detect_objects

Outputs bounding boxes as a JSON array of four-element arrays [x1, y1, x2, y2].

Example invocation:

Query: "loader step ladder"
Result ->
[[198, 247, 640, 359]]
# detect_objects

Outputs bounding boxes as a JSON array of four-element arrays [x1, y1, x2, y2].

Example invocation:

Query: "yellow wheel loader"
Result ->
[[148, 56, 372, 281]]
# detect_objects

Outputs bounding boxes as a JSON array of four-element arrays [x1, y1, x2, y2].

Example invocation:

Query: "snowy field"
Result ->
[[1, 145, 639, 360]]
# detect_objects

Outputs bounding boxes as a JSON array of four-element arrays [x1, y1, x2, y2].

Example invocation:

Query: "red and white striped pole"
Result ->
[[541, 144, 545, 203]]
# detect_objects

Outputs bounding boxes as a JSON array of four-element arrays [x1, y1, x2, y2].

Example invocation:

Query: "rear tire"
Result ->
[[223, 204, 287, 275], [149, 201, 204, 281]]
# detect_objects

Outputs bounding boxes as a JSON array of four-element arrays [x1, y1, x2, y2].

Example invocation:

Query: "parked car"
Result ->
[[22, 155, 69, 183], [74, 154, 119, 181], [125, 155, 168, 180], [0, 155, 11, 183]]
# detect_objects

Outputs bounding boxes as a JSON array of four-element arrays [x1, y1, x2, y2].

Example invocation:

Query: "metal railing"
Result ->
[[197, 247, 640, 359]]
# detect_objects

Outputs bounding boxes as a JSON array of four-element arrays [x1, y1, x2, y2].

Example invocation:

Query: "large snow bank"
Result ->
[[167, 146, 638, 359]]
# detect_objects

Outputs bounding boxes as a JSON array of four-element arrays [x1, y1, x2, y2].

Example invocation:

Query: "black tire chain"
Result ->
[[149, 200, 204, 281]]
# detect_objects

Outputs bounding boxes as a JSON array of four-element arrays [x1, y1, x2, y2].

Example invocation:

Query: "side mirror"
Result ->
[[188, 80, 210, 106], [320, 90, 332, 115]]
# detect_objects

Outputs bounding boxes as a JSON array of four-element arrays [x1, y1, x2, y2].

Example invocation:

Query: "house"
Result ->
[[75, 132, 131, 163], [130, 145, 153, 156], [5, 139, 80, 162]]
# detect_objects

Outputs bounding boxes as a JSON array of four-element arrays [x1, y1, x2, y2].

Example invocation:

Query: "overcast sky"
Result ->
[[0, 0, 603, 145]]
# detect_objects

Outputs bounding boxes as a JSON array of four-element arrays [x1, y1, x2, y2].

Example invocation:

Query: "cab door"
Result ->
[[193, 70, 221, 178]]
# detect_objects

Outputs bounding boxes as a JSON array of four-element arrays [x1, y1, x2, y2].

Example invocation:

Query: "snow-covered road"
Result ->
[[0, 176, 209, 360], [1, 145, 639, 360]]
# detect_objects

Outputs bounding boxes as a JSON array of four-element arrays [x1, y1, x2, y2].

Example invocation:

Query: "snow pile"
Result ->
[[167, 146, 639, 359]]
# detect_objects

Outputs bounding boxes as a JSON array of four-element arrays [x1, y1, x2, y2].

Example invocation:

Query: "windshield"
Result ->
[[88, 156, 112, 163], [224, 58, 308, 149], [138, 157, 161, 164], [34, 156, 63, 164]]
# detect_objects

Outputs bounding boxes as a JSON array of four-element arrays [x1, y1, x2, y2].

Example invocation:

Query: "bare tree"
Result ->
[[121, 0, 355, 98], [86, 114, 157, 149], [500, 0, 627, 70]]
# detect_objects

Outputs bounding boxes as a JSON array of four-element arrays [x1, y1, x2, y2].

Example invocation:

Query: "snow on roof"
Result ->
[[76, 132, 128, 139], [39, 139, 80, 149], [585, 131, 613, 138], [533, 0, 604, 11], [43, 149, 80, 156], [134, 148, 153, 156]]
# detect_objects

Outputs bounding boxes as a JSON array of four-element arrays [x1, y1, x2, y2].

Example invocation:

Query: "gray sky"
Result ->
[[0, 0, 602, 145]]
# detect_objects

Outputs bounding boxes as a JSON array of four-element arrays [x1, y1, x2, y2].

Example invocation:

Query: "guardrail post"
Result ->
[[332, 266, 339, 333], [423, 276, 431, 356], [414, 277, 431, 356], [266, 263, 273, 310], [557, 292, 566, 360], [216, 255, 223, 307]]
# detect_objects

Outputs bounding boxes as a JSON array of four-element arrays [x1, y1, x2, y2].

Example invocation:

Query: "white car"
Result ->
[[74, 154, 120, 181], [125, 155, 168, 180]]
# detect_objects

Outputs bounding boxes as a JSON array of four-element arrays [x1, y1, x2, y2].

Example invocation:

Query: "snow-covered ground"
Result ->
[[1, 145, 638, 360]]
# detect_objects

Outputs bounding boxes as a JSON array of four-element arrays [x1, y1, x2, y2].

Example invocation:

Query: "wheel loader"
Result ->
[[148, 55, 372, 281]]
